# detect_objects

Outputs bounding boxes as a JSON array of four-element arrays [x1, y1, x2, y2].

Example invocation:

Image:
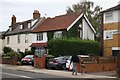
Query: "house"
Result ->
[[31, 12, 96, 57], [101, 4, 120, 56], [0, 32, 5, 55], [4, 10, 45, 52]]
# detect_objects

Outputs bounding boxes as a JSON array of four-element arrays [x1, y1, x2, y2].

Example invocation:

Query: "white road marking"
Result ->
[[1, 72, 33, 78]]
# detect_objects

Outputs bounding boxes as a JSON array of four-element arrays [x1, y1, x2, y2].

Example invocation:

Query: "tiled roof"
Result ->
[[30, 43, 47, 47], [32, 12, 82, 32], [4, 18, 42, 35], [102, 4, 120, 13]]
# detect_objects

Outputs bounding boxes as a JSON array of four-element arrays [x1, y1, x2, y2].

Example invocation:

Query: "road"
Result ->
[[1, 68, 118, 80]]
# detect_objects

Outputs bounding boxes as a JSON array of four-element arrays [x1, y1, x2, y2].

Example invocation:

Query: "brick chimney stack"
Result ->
[[11, 15, 16, 25], [33, 10, 40, 19]]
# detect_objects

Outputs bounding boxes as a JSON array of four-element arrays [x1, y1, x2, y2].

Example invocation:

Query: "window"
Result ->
[[104, 31, 113, 39], [28, 23, 31, 28], [17, 34, 21, 43], [54, 31, 62, 39], [7, 37, 10, 44], [36, 33, 43, 41], [25, 34, 28, 43], [105, 12, 113, 21], [25, 48, 28, 51], [20, 24, 23, 29], [35, 47, 45, 57]]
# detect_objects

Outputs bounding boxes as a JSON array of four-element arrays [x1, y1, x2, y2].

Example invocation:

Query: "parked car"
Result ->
[[66, 55, 89, 70], [47, 56, 69, 70], [21, 55, 34, 65]]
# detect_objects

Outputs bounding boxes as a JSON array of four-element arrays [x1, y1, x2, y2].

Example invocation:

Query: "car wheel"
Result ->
[[62, 64, 66, 70]]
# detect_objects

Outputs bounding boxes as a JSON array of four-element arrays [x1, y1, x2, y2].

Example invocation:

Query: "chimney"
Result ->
[[11, 15, 16, 25], [33, 10, 40, 19]]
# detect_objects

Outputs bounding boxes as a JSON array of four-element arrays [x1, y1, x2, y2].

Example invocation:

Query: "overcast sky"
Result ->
[[0, 0, 120, 31]]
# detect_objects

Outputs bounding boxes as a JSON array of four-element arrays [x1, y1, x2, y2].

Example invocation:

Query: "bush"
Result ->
[[24, 50, 33, 55], [48, 38, 100, 57], [2, 46, 12, 54]]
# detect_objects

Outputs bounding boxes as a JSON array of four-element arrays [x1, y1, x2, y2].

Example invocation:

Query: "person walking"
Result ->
[[70, 54, 80, 75]]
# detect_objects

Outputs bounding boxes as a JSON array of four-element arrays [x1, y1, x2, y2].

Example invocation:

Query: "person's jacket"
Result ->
[[70, 55, 80, 65]]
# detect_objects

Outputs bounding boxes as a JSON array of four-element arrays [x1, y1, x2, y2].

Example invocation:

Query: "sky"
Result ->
[[0, 0, 120, 31]]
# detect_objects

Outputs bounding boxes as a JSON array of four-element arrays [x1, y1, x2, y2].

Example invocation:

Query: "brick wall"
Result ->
[[77, 57, 117, 73], [103, 22, 120, 56], [34, 55, 46, 69]]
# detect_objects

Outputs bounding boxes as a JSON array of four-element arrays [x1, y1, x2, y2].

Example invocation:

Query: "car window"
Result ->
[[25, 55, 33, 58]]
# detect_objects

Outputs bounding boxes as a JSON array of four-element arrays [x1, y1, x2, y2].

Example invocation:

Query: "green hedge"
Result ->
[[48, 38, 100, 57]]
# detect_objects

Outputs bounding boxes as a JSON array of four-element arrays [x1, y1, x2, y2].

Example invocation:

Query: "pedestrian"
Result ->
[[81, 60, 85, 75], [70, 54, 80, 75]]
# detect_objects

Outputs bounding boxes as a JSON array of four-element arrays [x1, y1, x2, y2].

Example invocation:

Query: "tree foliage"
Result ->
[[2, 46, 12, 54]]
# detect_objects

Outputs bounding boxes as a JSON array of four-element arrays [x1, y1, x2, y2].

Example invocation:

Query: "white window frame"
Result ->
[[20, 24, 23, 29], [28, 23, 31, 28], [17, 34, 21, 43], [54, 31, 62, 39], [25, 34, 28, 43], [105, 12, 113, 21], [7, 37, 10, 44], [35, 47, 45, 57], [36, 33, 43, 41], [104, 30, 113, 40]]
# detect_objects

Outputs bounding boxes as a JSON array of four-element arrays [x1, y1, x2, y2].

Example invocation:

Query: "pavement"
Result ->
[[0, 64, 118, 79]]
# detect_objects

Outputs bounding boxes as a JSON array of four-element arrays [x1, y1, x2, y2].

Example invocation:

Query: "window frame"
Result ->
[[36, 33, 43, 41], [105, 12, 113, 21], [17, 34, 21, 43], [7, 37, 10, 44], [25, 34, 29, 43], [104, 31, 113, 40], [54, 31, 62, 39]]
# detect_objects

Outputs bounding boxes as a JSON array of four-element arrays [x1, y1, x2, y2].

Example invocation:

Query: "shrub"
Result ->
[[48, 38, 100, 57], [24, 50, 33, 55], [2, 46, 12, 54]]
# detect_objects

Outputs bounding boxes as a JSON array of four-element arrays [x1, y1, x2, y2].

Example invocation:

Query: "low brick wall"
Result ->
[[2, 57, 18, 65], [77, 56, 117, 73], [77, 63, 116, 73]]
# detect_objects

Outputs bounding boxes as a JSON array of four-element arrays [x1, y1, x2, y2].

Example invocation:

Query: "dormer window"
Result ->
[[28, 23, 31, 28], [20, 24, 23, 29]]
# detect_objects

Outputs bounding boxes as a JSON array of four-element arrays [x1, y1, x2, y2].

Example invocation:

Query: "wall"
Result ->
[[104, 10, 120, 24], [77, 57, 117, 72], [0, 38, 5, 55], [103, 9, 120, 56], [82, 18, 94, 40], [103, 22, 120, 56], [5, 33, 34, 52]]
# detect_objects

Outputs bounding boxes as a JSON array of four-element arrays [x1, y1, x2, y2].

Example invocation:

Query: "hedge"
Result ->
[[48, 38, 100, 57]]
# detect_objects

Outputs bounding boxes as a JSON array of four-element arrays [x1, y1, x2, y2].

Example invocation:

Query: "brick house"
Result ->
[[4, 10, 45, 52], [31, 12, 96, 57], [101, 4, 120, 56]]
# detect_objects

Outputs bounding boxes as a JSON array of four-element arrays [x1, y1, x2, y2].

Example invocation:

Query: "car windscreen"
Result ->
[[25, 55, 33, 58]]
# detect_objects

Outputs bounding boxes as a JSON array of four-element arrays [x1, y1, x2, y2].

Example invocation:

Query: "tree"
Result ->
[[2, 46, 12, 54], [66, 0, 102, 42]]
